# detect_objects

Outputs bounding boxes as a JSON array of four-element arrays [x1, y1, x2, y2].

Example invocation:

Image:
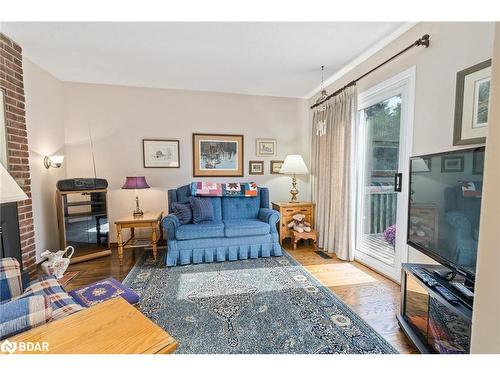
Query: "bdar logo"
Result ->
[[1, 339, 17, 354]]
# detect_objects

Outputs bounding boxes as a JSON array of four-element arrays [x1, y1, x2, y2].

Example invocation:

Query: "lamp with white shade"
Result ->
[[1, 163, 28, 262], [280, 154, 309, 202], [1, 163, 28, 204]]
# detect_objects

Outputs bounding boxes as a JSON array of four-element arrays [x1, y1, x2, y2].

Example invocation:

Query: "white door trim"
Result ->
[[354, 66, 416, 283]]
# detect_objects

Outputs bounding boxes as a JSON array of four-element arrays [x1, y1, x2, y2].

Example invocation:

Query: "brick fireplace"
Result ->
[[0, 32, 36, 276]]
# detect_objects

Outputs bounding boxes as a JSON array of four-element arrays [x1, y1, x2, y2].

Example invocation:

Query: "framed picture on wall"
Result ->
[[453, 59, 491, 145], [441, 155, 464, 173], [270, 160, 284, 174], [192, 133, 244, 177], [249, 160, 264, 175], [142, 139, 180, 168], [256, 139, 277, 157]]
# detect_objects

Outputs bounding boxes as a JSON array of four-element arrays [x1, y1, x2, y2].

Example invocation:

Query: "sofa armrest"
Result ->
[[0, 257, 23, 302], [0, 295, 52, 340], [162, 214, 181, 240], [258, 208, 280, 233]]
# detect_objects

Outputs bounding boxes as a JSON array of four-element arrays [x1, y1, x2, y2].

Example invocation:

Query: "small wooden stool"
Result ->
[[292, 229, 318, 249]]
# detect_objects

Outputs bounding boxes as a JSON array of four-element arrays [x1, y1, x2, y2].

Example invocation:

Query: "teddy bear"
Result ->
[[288, 213, 312, 233]]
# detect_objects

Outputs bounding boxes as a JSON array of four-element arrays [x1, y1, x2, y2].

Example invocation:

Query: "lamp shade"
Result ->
[[121, 176, 150, 189], [280, 155, 309, 175], [1, 163, 28, 204], [412, 158, 430, 172]]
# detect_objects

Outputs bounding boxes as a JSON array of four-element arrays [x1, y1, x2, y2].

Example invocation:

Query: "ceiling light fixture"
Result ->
[[315, 65, 328, 136], [315, 65, 329, 105]]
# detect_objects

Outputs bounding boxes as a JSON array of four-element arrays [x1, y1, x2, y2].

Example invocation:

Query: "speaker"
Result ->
[[57, 178, 108, 191]]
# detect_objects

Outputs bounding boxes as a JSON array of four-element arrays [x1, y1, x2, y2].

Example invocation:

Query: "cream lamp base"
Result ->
[[289, 175, 299, 202]]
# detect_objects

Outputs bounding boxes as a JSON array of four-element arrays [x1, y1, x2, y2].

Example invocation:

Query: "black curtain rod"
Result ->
[[310, 34, 430, 110]]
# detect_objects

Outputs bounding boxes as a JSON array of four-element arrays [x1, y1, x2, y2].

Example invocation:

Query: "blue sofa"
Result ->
[[162, 185, 283, 266], [444, 185, 481, 267]]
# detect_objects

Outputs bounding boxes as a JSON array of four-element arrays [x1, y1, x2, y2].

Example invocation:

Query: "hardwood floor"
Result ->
[[63, 242, 417, 354]]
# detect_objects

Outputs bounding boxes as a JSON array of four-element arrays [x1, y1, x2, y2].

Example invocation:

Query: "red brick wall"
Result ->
[[0, 33, 36, 277]]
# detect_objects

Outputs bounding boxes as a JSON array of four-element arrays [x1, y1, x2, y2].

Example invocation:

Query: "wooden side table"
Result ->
[[271, 202, 315, 245], [115, 211, 163, 266]]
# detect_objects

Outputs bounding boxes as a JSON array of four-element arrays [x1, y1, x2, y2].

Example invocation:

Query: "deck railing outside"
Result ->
[[367, 190, 397, 234]]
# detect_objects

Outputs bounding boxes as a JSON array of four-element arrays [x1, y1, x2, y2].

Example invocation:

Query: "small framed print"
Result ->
[[143, 139, 180, 168], [249, 160, 264, 175], [453, 59, 491, 145], [441, 155, 464, 173], [270, 160, 284, 174], [256, 139, 277, 157]]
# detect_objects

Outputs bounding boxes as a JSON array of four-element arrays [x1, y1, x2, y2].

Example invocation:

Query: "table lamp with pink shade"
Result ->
[[121, 176, 150, 217]]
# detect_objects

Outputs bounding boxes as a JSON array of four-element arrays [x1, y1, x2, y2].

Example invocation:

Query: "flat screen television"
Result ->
[[408, 147, 485, 282]]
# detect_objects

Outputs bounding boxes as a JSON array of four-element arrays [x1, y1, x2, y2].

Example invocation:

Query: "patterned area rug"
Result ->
[[123, 252, 397, 354]]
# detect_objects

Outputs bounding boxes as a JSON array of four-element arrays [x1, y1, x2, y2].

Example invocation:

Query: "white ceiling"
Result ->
[[3, 22, 408, 98]]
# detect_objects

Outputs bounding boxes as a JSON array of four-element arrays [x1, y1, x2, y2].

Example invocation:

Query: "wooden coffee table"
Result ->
[[3, 297, 177, 354], [115, 211, 163, 266]]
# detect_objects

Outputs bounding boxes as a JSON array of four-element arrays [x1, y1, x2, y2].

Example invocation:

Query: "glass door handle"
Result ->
[[394, 173, 403, 192]]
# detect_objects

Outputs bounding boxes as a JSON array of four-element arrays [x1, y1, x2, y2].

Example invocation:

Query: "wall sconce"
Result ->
[[44, 155, 64, 169]]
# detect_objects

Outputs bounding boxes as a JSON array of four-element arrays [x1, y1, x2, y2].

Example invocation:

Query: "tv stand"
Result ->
[[397, 263, 473, 354]]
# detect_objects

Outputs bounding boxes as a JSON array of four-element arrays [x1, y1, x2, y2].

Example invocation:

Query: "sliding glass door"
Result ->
[[354, 68, 415, 281]]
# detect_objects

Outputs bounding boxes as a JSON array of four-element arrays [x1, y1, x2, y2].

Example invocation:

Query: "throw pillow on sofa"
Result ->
[[171, 202, 193, 224], [189, 197, 214, 223]]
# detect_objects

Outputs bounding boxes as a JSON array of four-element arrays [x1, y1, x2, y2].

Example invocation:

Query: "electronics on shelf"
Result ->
[[57, 178, 108, 191]]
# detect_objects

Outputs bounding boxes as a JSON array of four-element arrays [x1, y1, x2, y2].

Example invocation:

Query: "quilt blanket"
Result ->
[[191, 182, 257, 197]]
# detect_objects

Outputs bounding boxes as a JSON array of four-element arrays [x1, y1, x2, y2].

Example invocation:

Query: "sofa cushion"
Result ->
[[169, 185, 223, 220], [171, 202, 193, 224], [24, 276, 84, 320], [224, 219, 271, 237], [0, 295, 52, 340], [68, 278, 139, 307], [176, 221, 225, 240], [189, 197, 214, 223], [222, 196, 261, 220]]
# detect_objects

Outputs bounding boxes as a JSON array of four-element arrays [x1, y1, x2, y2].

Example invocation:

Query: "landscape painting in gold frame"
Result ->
[[192, 133, 244, 177]]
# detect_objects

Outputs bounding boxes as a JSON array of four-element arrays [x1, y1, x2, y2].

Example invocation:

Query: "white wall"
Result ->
[[470, 22, 500, 354], [62, 83, 310, 241], [23, 59, 66, 261], [309, 22, 495, 264]]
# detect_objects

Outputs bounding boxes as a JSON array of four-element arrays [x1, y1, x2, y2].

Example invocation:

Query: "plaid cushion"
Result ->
[[25, 276, 83, 320], [0, 295, 52, 339], [0, 258, 23, 303]]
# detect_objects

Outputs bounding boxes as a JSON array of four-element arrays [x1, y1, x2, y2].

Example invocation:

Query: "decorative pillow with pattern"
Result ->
[[189, 197, 214, 223], [171, 202, 193, 224]]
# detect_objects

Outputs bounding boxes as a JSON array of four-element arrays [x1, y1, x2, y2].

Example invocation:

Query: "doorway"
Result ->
[[354, 67, 415, 281]]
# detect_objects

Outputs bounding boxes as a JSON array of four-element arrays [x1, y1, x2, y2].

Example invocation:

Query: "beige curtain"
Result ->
[[311, 85, 357, 261]]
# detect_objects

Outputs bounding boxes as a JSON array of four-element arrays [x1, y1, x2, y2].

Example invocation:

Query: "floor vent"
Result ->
[[315, 251, 332, 259]]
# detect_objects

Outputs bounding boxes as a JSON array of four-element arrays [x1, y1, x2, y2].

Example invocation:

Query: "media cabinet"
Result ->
[[397, 263, 473, 354]]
